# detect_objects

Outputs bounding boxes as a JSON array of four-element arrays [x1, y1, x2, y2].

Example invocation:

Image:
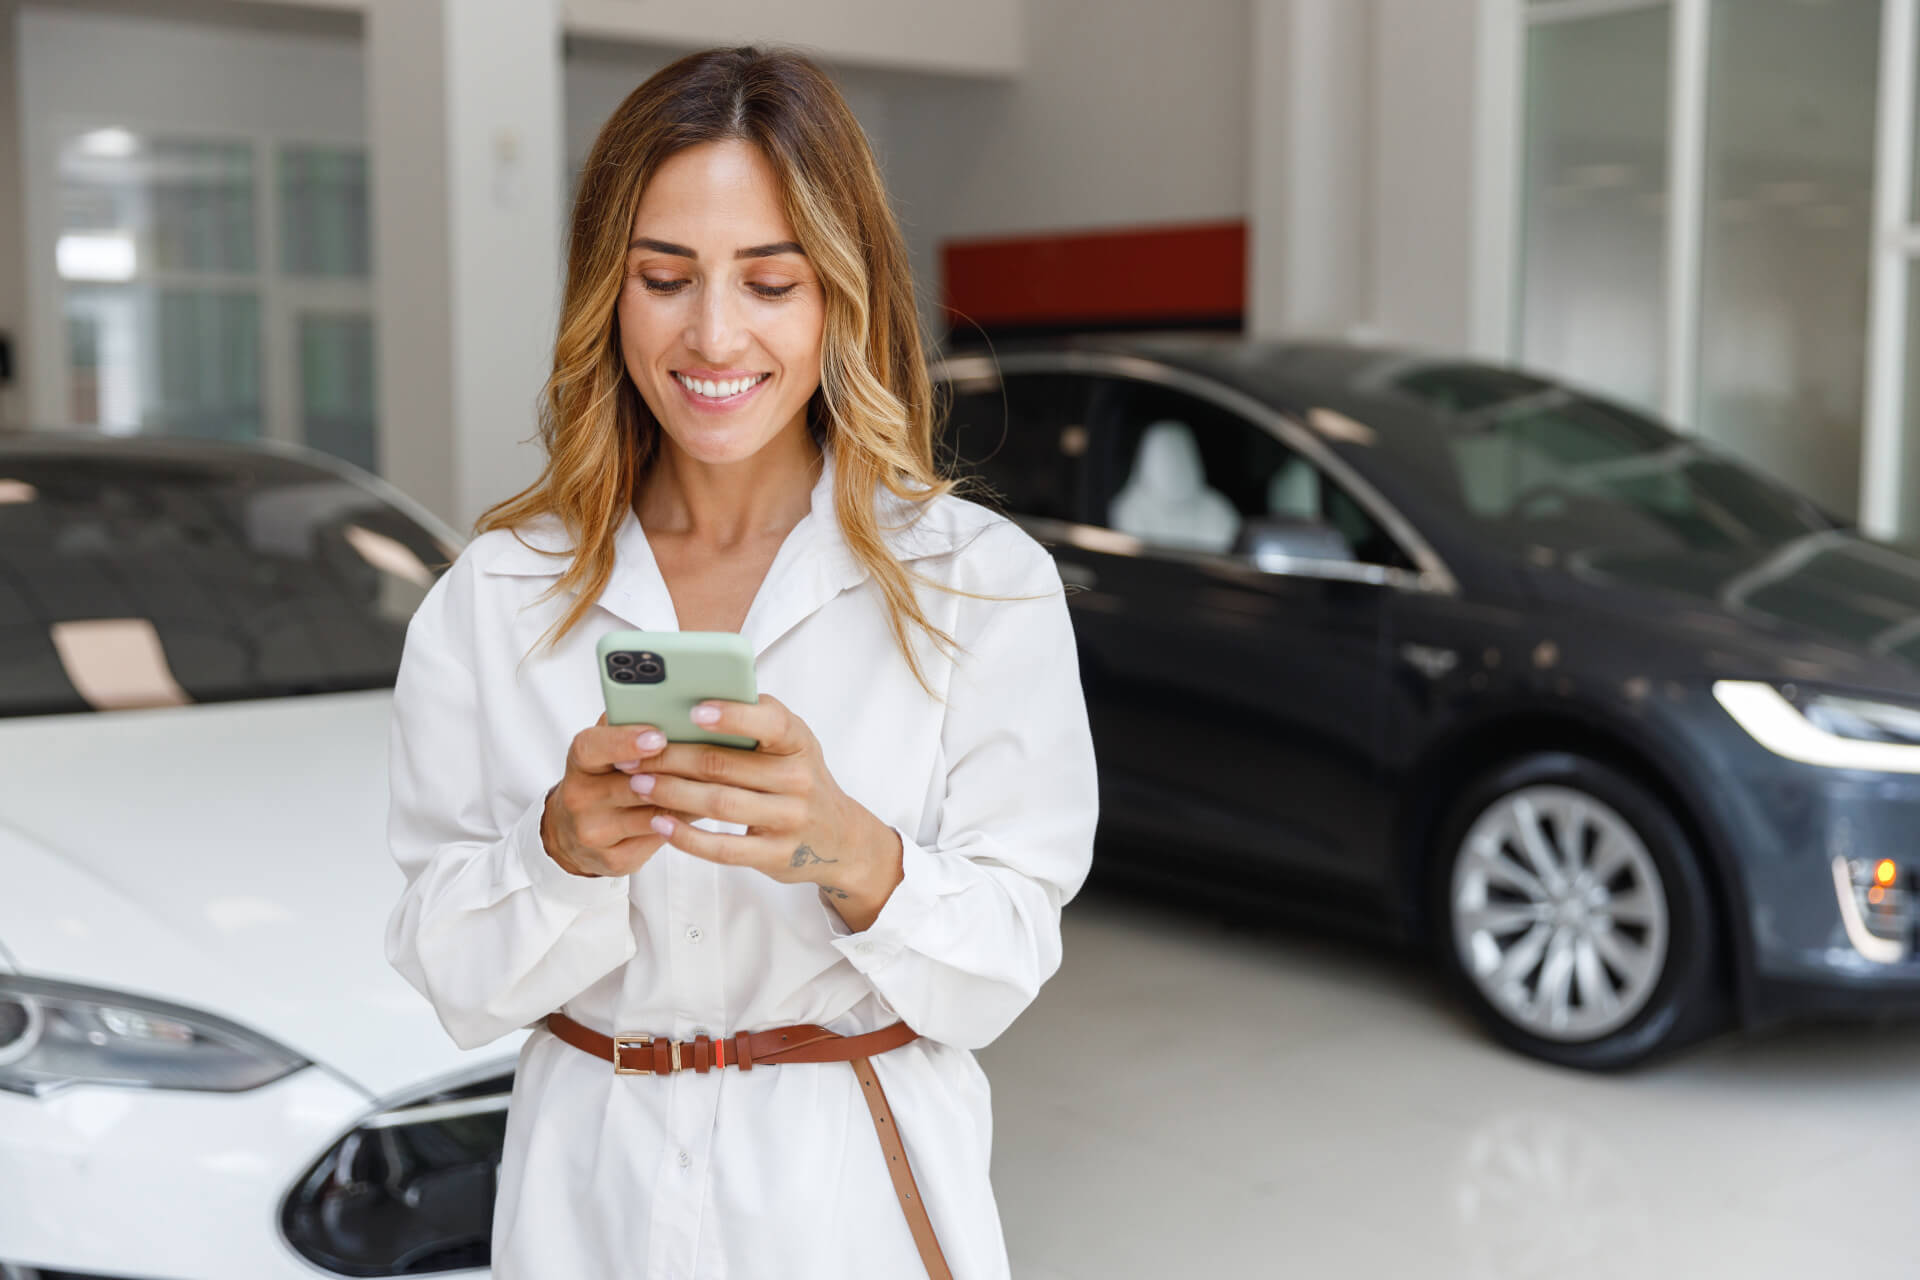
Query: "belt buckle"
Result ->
[[613, 1034, 682, 1075]]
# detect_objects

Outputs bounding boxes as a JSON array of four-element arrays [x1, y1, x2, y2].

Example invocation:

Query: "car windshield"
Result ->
[[0, 447, 454, 718], [1394, 367, 1837, 556]]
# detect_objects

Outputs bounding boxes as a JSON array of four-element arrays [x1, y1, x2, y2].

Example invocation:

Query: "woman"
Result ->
[[385, 46, 1098, 1280]]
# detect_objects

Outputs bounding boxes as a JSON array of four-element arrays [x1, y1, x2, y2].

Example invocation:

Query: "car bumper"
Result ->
[[0, 1065, 489, 1280], [1713, 754, 1920, 1012]]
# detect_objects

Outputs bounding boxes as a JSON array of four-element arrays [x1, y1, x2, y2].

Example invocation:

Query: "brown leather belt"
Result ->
[[545, 1011, 953, 1280]]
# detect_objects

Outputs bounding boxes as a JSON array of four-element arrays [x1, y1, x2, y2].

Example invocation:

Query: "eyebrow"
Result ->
[[629, 237, 806, 261]]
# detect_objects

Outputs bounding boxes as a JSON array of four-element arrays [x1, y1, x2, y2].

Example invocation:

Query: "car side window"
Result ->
[[1086, 376, 1413, 571], [936, 371, 1087, 522]]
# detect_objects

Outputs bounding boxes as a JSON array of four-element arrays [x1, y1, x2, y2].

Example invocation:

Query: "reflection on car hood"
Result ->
[[0, 691, 518, 1100], [1558, 529, 1920, 689]]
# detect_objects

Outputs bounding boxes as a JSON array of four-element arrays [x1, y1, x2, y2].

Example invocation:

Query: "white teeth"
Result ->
[[677, 373, 765, 399]]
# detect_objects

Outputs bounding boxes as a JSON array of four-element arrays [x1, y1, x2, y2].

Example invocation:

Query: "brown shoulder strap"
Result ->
[[849, 1055, 954, 1280]]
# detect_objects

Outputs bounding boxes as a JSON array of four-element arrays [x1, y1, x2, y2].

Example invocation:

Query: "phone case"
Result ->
[[596, 629, 760, 749]]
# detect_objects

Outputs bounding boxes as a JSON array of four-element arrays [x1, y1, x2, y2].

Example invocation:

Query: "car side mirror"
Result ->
[[1233, 515, 1354, 571]]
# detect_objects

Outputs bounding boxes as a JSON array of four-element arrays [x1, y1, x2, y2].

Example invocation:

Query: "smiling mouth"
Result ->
[[673, 371, 772, 401]]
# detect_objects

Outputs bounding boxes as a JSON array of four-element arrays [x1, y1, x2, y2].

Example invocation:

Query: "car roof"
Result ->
[[0, 429, 467, 549], [0, 427, 326, 474], [942, 331, 1559, 422], [935, 332, 1581, 496]]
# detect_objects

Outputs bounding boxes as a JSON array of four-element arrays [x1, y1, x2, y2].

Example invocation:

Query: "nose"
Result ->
[[686, 279, 748, 365]]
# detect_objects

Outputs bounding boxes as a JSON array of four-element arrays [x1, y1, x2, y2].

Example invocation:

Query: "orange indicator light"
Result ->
[[1876, 859, 1899, 887], [1869, 886, 1887, 906]]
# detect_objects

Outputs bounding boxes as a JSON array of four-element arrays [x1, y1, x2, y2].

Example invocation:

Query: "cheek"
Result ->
[[617, 288, 673, 367], [770, 299, 827, 390]]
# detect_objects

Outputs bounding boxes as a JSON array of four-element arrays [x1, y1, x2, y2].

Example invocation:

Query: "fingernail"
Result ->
[[614, 760, 641, 773], [690, 705, 720, 725], [636, 730, 666, 752], [629, 773, 655, 796], [650, 815, 674, 836]]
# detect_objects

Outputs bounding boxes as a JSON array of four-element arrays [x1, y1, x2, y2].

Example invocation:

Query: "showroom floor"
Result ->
[[979, 879, 1919, 1279]]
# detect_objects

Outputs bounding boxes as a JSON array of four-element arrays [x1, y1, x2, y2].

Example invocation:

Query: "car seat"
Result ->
[[1109, 420, 1239, 552], [1266, 456, 1321, 521]]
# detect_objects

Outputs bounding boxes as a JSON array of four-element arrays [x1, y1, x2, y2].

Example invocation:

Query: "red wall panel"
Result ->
[[941, 220, 1246, 331]]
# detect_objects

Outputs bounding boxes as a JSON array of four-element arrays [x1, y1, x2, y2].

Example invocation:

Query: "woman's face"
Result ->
[[618, 139, 826, 467]]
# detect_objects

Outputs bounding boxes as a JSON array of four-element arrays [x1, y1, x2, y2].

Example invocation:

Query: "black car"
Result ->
[[933, 337, 1920, 1068]]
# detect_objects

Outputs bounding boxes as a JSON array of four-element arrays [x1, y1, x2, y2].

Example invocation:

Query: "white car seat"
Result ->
[[1266, 456, 1321, 521], [1109, 420, 1240, 553]]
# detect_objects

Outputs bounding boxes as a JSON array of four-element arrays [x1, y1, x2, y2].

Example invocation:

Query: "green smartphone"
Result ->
[[597, 629, 759, 749]]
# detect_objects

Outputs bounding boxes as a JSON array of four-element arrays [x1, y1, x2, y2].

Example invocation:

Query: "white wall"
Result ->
[[1248, 0, 1373, 341], [1247, 0, 1516, 355], [367, 0, 563, 530], [563, 44, 894, 188], [559, 0, 1250, 347], [1373, 0, 1495, 354], [881, 0, 1250, 338], [211, 0, 1023, 78], [564, 0, 1021, 77]]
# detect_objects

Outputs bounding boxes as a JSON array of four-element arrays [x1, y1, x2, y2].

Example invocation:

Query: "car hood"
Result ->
[[1542, 529, 1920, 694], [0, 691, 519, 1100]]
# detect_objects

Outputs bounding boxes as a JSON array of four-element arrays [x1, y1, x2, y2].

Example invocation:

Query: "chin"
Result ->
[[656, 420, 780, 466]]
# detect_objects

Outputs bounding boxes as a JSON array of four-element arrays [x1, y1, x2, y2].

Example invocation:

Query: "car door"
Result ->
[[1061, 371, 1406, 887]]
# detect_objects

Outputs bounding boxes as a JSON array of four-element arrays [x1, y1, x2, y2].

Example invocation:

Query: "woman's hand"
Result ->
[[633, 694, 905, 931], [540, 716, 684, 877]]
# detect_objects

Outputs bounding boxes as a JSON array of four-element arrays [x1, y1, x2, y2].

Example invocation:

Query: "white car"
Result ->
[[0, 434, 520, 1280]]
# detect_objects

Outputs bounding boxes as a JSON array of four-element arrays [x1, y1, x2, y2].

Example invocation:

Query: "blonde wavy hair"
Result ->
[[479, 46, 973, 694]]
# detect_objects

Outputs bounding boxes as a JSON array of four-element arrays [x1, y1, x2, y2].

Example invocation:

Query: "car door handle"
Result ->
[[1056, 560, 1098, 591]]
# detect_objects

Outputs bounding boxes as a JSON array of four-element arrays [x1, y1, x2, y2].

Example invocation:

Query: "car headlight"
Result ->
[[1713, 681, 1920, 773], [0, 973, 307, 1097]]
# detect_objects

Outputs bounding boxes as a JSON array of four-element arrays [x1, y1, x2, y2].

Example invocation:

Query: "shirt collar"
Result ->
[[475, 446, 981, 655]]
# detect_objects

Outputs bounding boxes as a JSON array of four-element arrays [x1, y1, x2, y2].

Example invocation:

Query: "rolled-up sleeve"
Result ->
[[384, 561, 635, 1051], [825, 526, 1099, 1050]]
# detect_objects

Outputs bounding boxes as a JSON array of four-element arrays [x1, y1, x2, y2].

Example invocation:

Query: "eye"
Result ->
[[641, 277, 690, 296], [749, 282, 799, 300]]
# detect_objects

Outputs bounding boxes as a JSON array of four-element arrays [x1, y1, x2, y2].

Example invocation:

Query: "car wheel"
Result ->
[[1433, 753, 1722, 1069]]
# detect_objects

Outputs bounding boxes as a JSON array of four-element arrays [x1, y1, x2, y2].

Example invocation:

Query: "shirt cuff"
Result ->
[[826, 827, 938, 970], [512, 792, 629, 907]]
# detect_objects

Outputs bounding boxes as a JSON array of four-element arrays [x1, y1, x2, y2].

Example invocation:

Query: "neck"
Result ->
[[636, 422, 824, 549]]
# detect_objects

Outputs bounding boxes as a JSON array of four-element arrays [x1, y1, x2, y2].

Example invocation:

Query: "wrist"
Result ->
[[540, 785, 600, 879], [829, 809, 904, 933]]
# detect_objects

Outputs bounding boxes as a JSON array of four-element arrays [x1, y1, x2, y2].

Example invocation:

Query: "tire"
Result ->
[[1431, 752, 1724, 1070]]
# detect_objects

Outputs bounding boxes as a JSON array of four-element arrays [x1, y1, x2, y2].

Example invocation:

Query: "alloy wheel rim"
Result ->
[[1450, 784, 1670, 1043]]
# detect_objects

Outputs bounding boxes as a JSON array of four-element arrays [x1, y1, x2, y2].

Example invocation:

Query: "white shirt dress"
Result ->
[[384, 454, 1100, 1280]]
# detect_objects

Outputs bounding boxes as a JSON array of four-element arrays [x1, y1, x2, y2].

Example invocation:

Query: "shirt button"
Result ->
[[685, 925, 702, 943], [678, 1149, 692, 1169], [855, 941, 875, 955]]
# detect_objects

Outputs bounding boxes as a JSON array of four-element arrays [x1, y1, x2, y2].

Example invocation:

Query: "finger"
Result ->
[[604, 831, 671, 869], [645, 741, 790, 792], [634, 773, 799, 829], [568, 723, 669, 775], [594, 769, 670, 808], [688, 694, 802, 755], [648, 815, 768, 868], [567, 799, 670, 852]]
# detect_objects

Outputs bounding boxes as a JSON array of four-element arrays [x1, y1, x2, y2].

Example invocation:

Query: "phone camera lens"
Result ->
[[636, 660, 664, 680], [611, 668, 638, 684], [609, 652, 635, 667]]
